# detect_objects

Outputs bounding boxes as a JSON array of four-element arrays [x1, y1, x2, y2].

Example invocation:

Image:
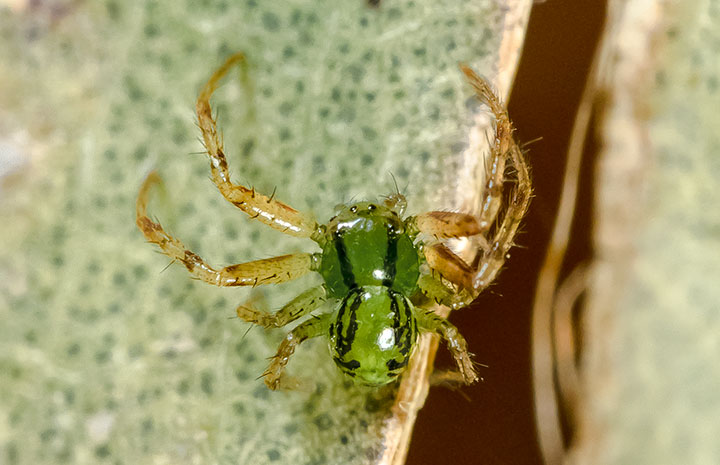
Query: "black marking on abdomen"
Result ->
[[386, 357, 409, 371], [334, 357, 360, 373], [387, 290, 416, 363], [389, 290, 402, 343], [391, 292, 415, 358], [399, 296, 415, 357], [335, 289, 362, 356]]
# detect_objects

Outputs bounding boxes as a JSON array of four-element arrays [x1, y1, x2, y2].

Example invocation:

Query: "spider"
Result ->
[[136, 53, 531, 390]]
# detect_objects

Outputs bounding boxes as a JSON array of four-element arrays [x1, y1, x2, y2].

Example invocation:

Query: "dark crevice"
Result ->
[[407, 1, 605, 464]]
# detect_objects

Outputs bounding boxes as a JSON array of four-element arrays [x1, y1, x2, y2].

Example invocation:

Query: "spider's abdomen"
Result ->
[[319, 202, 420, 298], [329, 286, 418, 385]]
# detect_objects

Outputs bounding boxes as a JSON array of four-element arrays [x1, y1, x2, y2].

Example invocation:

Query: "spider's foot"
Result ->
[[457, 352, 480, 384], [262, 371, 312, 391], [236, 304, 275, 328], [429, 370, 467, 387]]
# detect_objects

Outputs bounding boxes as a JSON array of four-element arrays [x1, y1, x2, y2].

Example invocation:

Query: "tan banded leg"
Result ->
[[263, 314, 332, 390], [473, 143, 531, 292], [416, 311, 478, 384], [430, 370, 481, 387], [419, 67, 532, 300], [460, 65, 532, 293], [236, 285, 327, 328], [410, 211, 484, 240], [136, 172, 316, 286], [461, 65, 512, 232], [196, 52, 319, 239], [423, 243, 475, 292]]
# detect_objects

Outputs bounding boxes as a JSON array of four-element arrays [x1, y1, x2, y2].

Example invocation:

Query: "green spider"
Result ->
[[136, 53, 531, 390]]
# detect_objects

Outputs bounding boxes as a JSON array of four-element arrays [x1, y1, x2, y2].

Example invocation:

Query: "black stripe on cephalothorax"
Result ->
[[382, 229, 398, 287], [335, 289, 362, 356], [333, 232, 357, 290]]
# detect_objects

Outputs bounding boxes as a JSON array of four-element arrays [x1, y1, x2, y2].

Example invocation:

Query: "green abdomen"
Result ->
[[319, 215, 420, 298], [328, 286, 418, 385]]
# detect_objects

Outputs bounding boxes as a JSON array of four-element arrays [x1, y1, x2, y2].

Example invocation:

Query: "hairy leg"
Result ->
[[472, 142, 531, 291], [196, 52, 320, 239], [460, 65, 532, 293], [263, 314, 332, 390], [423, 243, 475, 292], [409, 211, 485, 242], [461, 65, 513, 233], [420, 67, 531, 300], [236, 285, 327, 328], [136, 171, 317, 286], [429, 370, 482, 387], [415, 310, 478, 384]]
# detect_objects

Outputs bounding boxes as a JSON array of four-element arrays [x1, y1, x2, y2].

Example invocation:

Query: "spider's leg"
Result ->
[[416, 273, 473, 310], [406, 67, 509, 240], [196, 52, 319, 239], [136, 172, 318, 286], [415, 310, 478, 384], [263, 313, 332, 390], [422, 243, 477, 292], [460, 66, 532, 294], [461, 65, 514, 233], [471, 142, 530, 292], [408, 212, 487, 247], [429, 369, 481, 388], [418, 67, 531, 300], [236, 285, 327, 328]]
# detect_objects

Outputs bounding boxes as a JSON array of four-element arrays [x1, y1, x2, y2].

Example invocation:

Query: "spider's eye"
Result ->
[[350, 206, 358, 213], [367, 204, 377, 211]]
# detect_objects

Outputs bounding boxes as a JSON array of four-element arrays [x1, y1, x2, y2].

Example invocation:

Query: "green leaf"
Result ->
[[0, 1, 529, 464]]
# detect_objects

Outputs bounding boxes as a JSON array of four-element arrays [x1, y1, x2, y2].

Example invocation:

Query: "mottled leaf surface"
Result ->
[[0, 2, 517, 464]]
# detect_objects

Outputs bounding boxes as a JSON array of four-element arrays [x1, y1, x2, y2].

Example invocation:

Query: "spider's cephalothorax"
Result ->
[[320, 201, 420, 298], [320, 201, 421, 385], [136, 53, 531, 390]]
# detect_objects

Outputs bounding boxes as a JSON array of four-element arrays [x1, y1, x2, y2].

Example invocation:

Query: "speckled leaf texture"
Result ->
[[0, 2, 529, 464], [571, 1, 720, 464]]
